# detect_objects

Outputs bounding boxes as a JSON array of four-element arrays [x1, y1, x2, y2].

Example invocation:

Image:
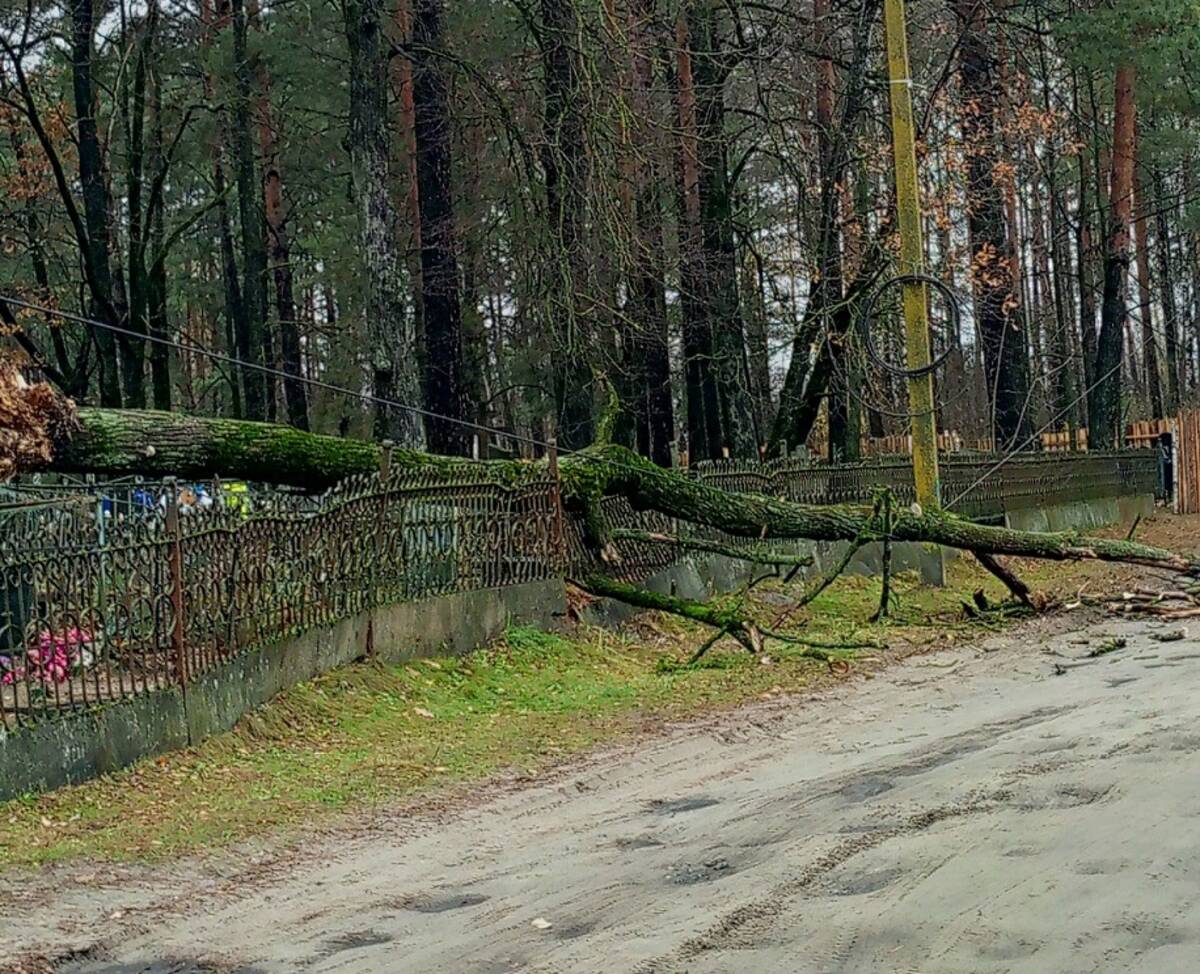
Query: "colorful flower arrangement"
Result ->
[[0, 628, 94, 687]]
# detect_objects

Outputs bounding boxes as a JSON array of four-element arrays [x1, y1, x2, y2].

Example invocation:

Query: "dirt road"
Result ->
[[8, 612, 1200, 973]]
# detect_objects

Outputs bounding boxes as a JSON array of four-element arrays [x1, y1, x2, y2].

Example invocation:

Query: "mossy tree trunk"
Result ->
[[39, 407, 1194, 578]]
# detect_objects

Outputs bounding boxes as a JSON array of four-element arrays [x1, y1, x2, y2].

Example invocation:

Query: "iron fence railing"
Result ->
[[0, 450, 1159, 727], [690, 450, 1160, 519], [0, 471, 559, 728]]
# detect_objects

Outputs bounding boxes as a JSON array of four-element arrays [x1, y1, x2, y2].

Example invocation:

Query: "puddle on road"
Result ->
[[615, 835, 665, 850], [649, 796, 721, 815], [318, 929, 394, 958], [838, 776, 894, 803], [830, 865, 905, 896], [395, 891, 490, 913]]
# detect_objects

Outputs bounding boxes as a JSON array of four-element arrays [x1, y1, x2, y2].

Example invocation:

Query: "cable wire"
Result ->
[[857, 273, 961, 379], [0, 294, 551, 451]]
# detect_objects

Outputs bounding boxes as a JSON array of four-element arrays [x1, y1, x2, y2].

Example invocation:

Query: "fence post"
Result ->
[[546, 436, 567, 569], [379, 439, 394, 482], [164, 478, 188, 688]]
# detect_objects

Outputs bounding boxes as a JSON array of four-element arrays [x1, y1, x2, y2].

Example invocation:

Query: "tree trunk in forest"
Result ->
[[689, 0, 755, 458], [1090, 65, 1136, 449], [1044, 148, 1079, 433], [1036, 22, 1078, 433], [392, 0, 426, 410], [200, 0, 244, 419], [215, 158, 246, 420], [955, 0, 1030, 450], [674, 12, 722, 462], [146, 28, 172, 412], [1028, 181, 1050, 427], [1153, 166, 1181, 411], [626, 0, 676, 467], [119, 8, 154, 410], [70, 0, 123, 407], [541, 0, 596, 451], [1075, 77, 1098, 426], [230, 0, 270, 421], [412, 0, 470, 455], [5, 119, 90, 396], [343, 0, 425, 447], [742, 251, 773, 441], [458, 121, 492, 442], [1133, 140, 1162, 418], [812, 0, 851, 462], [251, 9, 309, 431], [768, 0, 875, 457]]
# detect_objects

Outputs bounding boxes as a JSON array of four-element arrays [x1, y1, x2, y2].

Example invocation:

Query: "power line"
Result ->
[[0, 294, 694, 490]]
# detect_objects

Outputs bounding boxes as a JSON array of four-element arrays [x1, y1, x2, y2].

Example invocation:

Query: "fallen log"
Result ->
[[12, 403, 1193, 577]]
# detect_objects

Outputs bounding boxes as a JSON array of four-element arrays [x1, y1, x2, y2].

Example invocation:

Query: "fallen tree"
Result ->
[[22, 405, 1192, 576], [37, 407, 1190, 573], [3, 378, 1193, 660]]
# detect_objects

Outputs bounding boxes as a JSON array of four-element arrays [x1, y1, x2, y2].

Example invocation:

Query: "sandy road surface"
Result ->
[[6, 613, 1200, 973]]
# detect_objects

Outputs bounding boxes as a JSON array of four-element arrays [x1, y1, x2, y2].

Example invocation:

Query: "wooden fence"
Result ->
[[806, 430, 994, 458], [1174, 412, 1200, 514], [1039, 429, 1089, 451]]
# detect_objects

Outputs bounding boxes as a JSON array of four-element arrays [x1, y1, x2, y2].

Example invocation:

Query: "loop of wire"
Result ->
[[856, 272, 961, 379]]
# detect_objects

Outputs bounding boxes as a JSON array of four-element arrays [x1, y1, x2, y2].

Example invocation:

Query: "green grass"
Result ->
[[0, 564, 1011, 870]]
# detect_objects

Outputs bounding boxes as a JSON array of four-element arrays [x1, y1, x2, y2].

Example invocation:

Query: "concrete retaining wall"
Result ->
[[1004, 493, 1155, 534], [0, 579, 566, 800]]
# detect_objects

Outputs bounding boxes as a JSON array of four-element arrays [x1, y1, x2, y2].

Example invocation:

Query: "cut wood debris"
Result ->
[[1105, 584, 1200, 619]]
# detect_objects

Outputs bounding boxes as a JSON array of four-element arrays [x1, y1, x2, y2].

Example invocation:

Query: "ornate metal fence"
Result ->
[[0, 450, 1159, 727], [691, 451, 1160, 519], [0, 472, 559, 728]]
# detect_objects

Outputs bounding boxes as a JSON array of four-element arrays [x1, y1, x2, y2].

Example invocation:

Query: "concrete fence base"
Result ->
[[0, 579, 566, 800]]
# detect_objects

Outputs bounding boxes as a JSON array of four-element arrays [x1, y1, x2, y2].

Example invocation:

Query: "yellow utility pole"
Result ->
[[882, 0, 940, 509]]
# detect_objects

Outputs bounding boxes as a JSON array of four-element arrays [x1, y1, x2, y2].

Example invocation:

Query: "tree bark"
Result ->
[[689, 0, 755, 457], [541, 0, 596, 450], [200, 0, 244, 419], [768, 0, 875, 457], [146, 24, 172, 412], [343, 0, 425, 447], [119, 8, 153, 410], [251, 7, 309, 431], [1133, 147, 1162, 418], [230, 0, 270, 421], [1090, 65, 1136, 449], [673, 11, 722, 462], [1039, 65, 1079, 434], [812, 0, 850, 462], [626, 0, 675, 467], [1075, 77, 1098, 424], [1153, 166, 1181, 411], [412, 0, 470, 455], [955, 0, 1030, 450], [69, 0, 123, 407]]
